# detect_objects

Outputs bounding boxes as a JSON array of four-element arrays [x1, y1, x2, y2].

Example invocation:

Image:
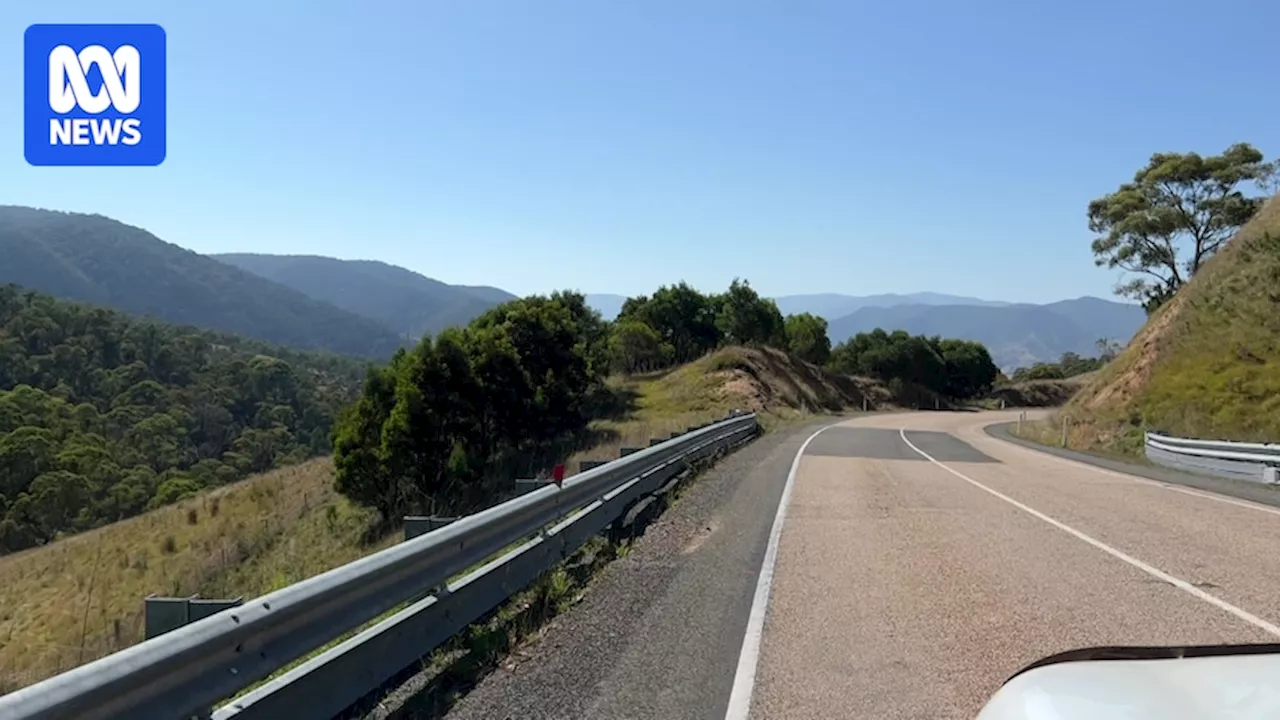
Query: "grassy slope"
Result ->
[[0, 460, 387, 691], [0, 345, 885, 691], [1031, 193, 1280, 455]]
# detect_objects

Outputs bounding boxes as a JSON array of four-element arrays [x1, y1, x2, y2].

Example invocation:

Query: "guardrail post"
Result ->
[[144, 595, 191, 640], [619, 446, 641, 457], [862, 396, 868, 411], [649, 437, 664, 447], [579, 459, 606, 473], [1061, 416, 1069, 448], [144, 594, 244, 640]]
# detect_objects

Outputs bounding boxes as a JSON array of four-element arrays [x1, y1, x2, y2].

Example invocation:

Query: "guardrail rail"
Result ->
[[0, 412, 760, 720], [1145, 430, 1280, 485]]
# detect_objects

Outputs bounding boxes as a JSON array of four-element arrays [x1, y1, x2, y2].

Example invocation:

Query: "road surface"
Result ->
[[436, 410, 1280, 720]]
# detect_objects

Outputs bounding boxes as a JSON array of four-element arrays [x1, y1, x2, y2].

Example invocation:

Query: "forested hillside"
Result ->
[[212, 254, 517, 340], [0, 285, 368, 552], [0, 206, 405, 358]]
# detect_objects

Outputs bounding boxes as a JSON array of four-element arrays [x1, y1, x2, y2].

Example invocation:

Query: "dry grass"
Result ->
[[1044, 192, 1280, 456], [569, 345, 888, 472], [0, 459, 389, 692], [0, 344, 876, 692]]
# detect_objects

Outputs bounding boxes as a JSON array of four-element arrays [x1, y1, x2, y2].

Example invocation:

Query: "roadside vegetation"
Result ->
[[0, 275, 1002, 692], [980, 347, 1117, 409], [332, 279, 1001, 526], [1017, 142, 1280, 454], [1088, 142, 1277, 314]]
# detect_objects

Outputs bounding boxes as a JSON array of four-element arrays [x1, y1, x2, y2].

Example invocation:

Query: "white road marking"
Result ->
[[724, 422, 841, 720], [983, 420, 1280, 519], [900, 427, 1280, 639]]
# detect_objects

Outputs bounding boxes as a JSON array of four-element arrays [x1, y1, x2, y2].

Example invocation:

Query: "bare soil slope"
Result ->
[[987, 372, 1096, 408]]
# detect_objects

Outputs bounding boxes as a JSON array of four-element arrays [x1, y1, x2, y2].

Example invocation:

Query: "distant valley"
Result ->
[[0, 206, 1144, 369]]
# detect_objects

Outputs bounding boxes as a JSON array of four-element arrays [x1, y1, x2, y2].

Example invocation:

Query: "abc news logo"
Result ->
[[48, 44, 143, 146], [24, 24, 167, 167]]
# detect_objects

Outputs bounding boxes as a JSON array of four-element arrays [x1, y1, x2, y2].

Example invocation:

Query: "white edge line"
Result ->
[[988, 420, 1280, 519], [900, 427, 1280, 639], [723, 422, 840, 720]]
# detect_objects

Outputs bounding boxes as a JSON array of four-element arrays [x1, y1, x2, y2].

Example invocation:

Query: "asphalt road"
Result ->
[[439, 417, 844, 720], [747, 410, 1280, 719], [438, 410, 1280, 719]]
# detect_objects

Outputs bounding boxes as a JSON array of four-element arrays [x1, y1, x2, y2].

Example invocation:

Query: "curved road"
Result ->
[[438, 409, 1280, 720]]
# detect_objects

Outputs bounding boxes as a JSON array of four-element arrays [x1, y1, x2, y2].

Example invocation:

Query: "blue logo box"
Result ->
[[24, 23, 167, 166]]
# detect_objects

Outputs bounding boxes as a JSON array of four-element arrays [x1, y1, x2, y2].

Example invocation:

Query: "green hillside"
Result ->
[[211, 253, 516, 338], [0, 207, 405, 358], [0, 285, 368, 553], [1057, 193, 1280, 452]]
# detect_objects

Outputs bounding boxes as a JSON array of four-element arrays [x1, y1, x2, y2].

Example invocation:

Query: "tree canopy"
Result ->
[[1089, 143, 1277, 312], [617, 282, 722, 364], [828, 330, 998, 399], [0, 285, 366, 553], [784, 313, 832, 366], [1008, 347, 1114, 383], [332, 291, 610, 521]]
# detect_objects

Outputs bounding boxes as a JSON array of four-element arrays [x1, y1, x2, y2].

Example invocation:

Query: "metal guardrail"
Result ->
[[0, 412, 759, 720], [1145, 431, 1280, 485]]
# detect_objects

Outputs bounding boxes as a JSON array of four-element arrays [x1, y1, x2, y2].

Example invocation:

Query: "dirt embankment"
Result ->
[[987, 372, 1096, 408]]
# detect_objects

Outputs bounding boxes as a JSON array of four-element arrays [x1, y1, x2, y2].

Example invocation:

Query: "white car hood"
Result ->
[[976, 651, 1280, 720]]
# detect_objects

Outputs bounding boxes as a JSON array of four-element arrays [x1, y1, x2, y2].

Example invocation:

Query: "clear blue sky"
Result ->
[[3, 0, 1277, 304]]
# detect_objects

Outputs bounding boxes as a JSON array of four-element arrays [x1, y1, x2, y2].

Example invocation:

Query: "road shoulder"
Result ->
[[984, 420, 1280, 510], [431, 417, 847, 720]]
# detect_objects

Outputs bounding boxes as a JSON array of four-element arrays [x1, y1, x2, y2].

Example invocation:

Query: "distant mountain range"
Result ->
[[588, 291, 1013, 323], [823, 298, 1145, 371], [772, 292, 1012, 318], [0, 206, 405, 358], [0, 205, 1144, 369], [586, 291, 1145, 371], [212, 254, 516, 340]]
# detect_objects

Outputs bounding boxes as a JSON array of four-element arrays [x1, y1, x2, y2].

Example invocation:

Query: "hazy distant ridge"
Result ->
[[587, 291, 1144, 370]]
